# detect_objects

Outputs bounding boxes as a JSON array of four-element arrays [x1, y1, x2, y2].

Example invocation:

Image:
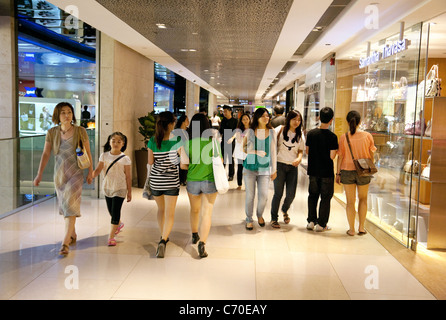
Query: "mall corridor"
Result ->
[[0, 175, 438, 300]]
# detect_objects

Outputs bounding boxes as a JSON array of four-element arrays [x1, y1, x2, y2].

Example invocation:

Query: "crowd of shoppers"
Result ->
[[34, 102, 376, 258]]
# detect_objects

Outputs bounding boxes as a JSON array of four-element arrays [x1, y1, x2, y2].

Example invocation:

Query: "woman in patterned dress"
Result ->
[[34, 102, 93, 256]]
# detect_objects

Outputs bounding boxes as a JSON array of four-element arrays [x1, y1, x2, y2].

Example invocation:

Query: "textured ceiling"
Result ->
[[96, 0, 294, 102]]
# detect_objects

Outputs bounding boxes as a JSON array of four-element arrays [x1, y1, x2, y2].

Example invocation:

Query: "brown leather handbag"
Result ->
[[345, 133, 377, 177]]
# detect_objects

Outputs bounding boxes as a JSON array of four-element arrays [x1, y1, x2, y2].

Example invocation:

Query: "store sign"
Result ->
[[359, 39, 409, 68]]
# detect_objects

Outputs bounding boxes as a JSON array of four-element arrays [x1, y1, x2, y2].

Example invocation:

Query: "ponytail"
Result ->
[[155, 111, 175, 149], [346, 110, 361, 135]]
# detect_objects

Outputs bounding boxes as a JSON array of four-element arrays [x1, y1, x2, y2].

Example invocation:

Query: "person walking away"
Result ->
[[336, 110, 376, 236], [92, 132, 132, 246], [148, 111, 182, 257], [219, 105, 238, 181], [33, 102, 93, 256], [243, 108, 277, 230], [174, 113, 189, 186], [211, 111, 221, 130], [270, 110, 304, 228], [227, 113, 250, 189], [180, 113, 220, 258], [306, 107, 338, 232]]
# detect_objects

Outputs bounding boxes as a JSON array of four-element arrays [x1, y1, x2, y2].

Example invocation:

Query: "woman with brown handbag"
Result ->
[[336, 111, 376, 236]]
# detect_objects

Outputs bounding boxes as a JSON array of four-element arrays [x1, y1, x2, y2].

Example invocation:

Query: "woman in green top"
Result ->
[[180, 113, 220, 258], [242, 108, 277, 230]]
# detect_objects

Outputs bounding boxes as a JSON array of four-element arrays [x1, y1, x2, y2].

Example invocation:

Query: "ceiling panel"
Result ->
[[96, 0, 294, 101]]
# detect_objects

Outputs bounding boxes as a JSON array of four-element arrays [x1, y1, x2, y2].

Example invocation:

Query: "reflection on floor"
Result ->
[[0, 177, 436, 300]]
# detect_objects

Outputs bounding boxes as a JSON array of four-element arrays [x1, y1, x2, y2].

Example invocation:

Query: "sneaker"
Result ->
[[315, 224, 332, 232], [198, 241, 208, 258], [306, 222, 315, 230], [115, 222, 124, 235], [108, 238, 117, 246]]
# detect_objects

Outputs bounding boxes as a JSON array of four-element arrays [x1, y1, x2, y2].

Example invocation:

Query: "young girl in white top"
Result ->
[[93, 132, 132, 246], [270, 110, 305, 228]]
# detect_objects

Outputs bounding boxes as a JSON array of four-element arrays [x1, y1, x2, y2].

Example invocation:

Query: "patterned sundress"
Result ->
[[54, 136, 84, 217]]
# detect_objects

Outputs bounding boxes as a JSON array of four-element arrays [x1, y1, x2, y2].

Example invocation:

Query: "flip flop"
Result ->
[[358, 230, 368, 235], [346, 230, 355, 236]]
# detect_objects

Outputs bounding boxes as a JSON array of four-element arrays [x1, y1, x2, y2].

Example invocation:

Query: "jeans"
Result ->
[[105, 196, 125, 225], [244, 169, 270, 223], [271, 162, 297, 221], [307, 176, 334, 228]]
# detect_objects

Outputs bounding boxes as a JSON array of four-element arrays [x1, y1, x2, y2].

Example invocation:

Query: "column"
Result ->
[[186, 80, 200, 119]]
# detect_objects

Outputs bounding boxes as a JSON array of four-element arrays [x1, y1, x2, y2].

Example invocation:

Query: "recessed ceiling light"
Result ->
[[156, 23, 166, 29], [181, 49, 188, 52], [189, 49, 197, 52]]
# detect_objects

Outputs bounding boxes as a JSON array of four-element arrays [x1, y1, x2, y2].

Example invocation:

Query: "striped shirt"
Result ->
[[147, 136, 182, 190]]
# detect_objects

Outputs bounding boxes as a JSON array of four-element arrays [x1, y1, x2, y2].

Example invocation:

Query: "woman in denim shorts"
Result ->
[[180, 113, 219, 258], [336, 111, 376, 236]]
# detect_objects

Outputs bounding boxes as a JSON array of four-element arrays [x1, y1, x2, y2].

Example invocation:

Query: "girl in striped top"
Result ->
[[147, 111, 182, 258]]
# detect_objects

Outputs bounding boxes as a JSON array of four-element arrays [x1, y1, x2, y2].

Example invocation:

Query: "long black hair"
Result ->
[[103, 132, 127, 152], [237, 113, 250, 131], [346, 110, 361, 135], [282, 110, 302, 143], [187, 112, 211, 139], [250, 108, 272, 130], [155, 111, 176, 149]]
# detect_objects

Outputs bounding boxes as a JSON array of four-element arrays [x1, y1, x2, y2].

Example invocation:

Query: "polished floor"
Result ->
[[0, 175, 437, 300]]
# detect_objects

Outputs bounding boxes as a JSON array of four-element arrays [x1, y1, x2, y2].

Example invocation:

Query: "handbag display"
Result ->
[[424, 120, 432, 137], [425, 64, 442, 97], [212, 138, 229, 194], [76, 137, 91, 170], [421, 155, 431, 180], [403, 151, 420, 175], [345, 133, 377, 177]]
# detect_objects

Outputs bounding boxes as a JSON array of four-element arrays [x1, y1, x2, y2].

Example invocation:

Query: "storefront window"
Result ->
[[334, 23, 427, 248], [14, 0, 97, 211]]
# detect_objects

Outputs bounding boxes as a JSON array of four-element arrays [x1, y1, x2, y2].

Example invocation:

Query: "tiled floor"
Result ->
[[0, 176, 436, 300]]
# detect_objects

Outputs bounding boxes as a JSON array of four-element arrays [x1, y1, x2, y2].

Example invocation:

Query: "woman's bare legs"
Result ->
[[357, 184, 369, 233], [343, 184, 357, 235]]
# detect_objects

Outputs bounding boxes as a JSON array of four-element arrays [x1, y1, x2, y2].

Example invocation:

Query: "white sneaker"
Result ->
[[306, 222, 315, 230], [315, 224, 332, 232]]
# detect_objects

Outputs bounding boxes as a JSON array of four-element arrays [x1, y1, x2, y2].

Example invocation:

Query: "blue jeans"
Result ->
[[244, 169, 270, 223], [307, 176, 334, 228], [271, 162, 297, 221]]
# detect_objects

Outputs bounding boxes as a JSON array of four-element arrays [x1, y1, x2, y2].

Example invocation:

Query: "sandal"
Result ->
[[283, 213, 290, 224], [115, 222, 124, 235], [108, 238, 117, 246], [358, 230, 368, 235], [346, 230, 355, 236], [246, 222, 253, 230], [59, 244, 69, 256], [270, 221, 280, 229]]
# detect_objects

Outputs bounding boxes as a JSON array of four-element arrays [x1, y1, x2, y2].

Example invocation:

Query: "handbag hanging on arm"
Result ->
[[345, 133, 377, 177], [212, 138, 229, 194], [76, 136, 91, 170]]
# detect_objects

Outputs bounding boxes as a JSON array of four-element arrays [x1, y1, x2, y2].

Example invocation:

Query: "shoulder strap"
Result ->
[[345, 133, 356, 160], [105, 155, 126, 176]]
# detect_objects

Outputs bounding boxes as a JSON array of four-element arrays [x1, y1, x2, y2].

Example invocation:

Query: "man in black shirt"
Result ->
[[305, 107, 338, 232], [219, 105, 238, 180]]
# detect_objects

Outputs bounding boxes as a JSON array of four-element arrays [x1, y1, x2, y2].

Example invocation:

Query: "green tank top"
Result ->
[[243, 134, 270, 172]]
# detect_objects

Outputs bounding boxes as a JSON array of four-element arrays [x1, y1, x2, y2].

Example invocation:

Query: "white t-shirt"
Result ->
[[275, 125, 305, 165], [98, 152, 131, 198]]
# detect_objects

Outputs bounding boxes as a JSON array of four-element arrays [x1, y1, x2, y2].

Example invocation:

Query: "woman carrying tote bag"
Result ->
[[336, 110, 376, 236], [180, 113, 221, 258]]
